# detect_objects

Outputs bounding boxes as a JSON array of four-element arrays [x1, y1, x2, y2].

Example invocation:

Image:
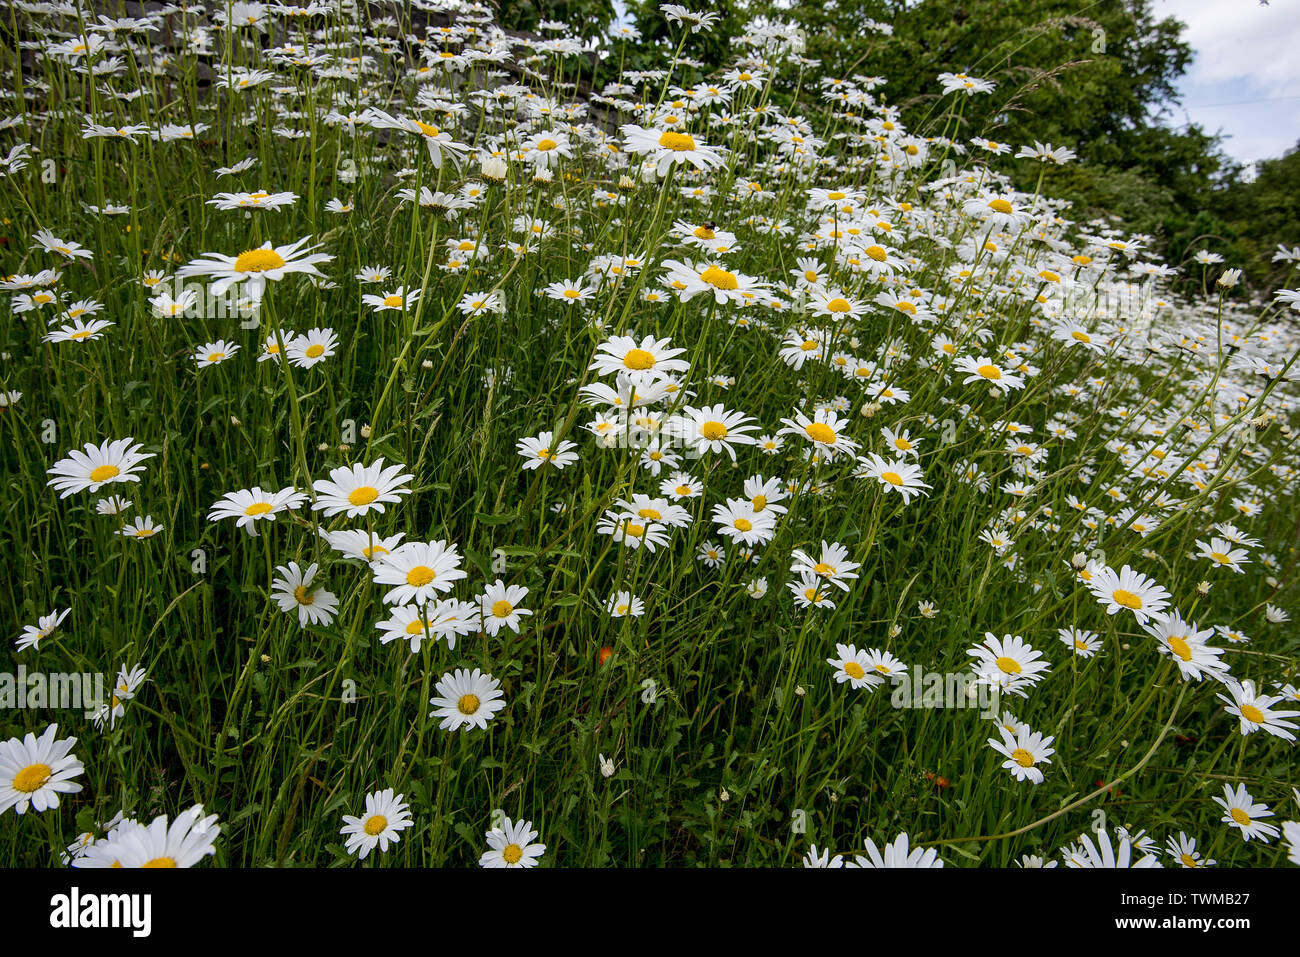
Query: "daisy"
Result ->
[[743, 474, 788, 515], [677, 404, 758, 461], [697, 541, 725, 568], [1165, 832, 1215, 868], [955, 355, 1026, 392], [1064, 829, 1161, 868], [803, 845, 845, 868], [0, 723, 84, 815], [855, 452, 931, 503], [1212, 783, 1279, 842], [790, 541, 860, 591], [778, 408, 859, 460], [195, 339, 240, 367], [1143, 612, 1229, 682], [543, 277, 595, 304], [827, 643, 884, 690], [479, 580, 532, 636], [46, 437, 154, 498], [1216, 680, 1299, 741], [362, 286, 420, 312], [271, 562, 339, 628], [119, 516, 163, 539], [862, 648, 908, 680], [789, 573, 837, 610], [312, 458, 413, 518], [661, 471, 703, 500], [517, 431, 580, 471], [479, 815, 546, 868], [589, 334, 690, 386], [43, 318, 115, 343], [177, 237, 333, 300], [1058, 627, 1101, 658], [340, 788, 414, 861], [91, 663, 148, 731], [660, 259, 769, 305], [373, 540, 467, 605], [287, 328, 338, 368], [31, 228, 94, 261], [429, 668, 507, 731], [852, 832, 943, 868], [15, 608, 70, 653], [712, 498, 777, 546], [967, 633, 1051, 697], [807, 289, 869, 320], [1087, 564, 1171, 624], [620, 123, 725, 177], [606, 590, 644, 618], [376, 605, 442, 653], [209, 486, 307, 536], [76, 805, 220, 868], [1195, 537, 1250, 573], [988, 725, 1055, 784]]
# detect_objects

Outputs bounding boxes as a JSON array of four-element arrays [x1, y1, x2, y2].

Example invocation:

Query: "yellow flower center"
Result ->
[[244, 502, 274, 516], [976, 364, 1002, 380], [623, 523, 645, 538], [996, 656, 1022, 675], [734, 518, 753, 532], [623, 348, 655, 370], [843, 661, 865, 679], [1180, 853, 1198, 867], [90, 464, 121, 483], [700, 421, 728, 441], [880, 471, 903, 486], [383, 294, 404, 307], [826, 297, 851, 313], [988, 199, 1013, 214], [406, 566, 436, 587], [693, 226, 715, 240], [700, 266, 738, 290], [364, 815, 388, 836], [1071, 330, 1091, 343], [13, 763, 51, 792], [658, 131, 696, 151], [804, 423, 836, 444], [348, 486, 379, 506], [414, 120, 441, 137], [1240, 704, 1265, 723], [1210, 552, 1232, 565], [233, 249, 286, 273], [1230, 808, 1251, 826], [405, 619, 431, 634], [502, 843, 523, 864], [1113, 589, 1142, 610], [1011, 748, 1034, 768], [142, 857, 177, 868], [536, 138, 557, 151], [457, 693, 480, 715], [865, 245, 887, 262], [675, 485, 692, 496], [293, 585, 314, 605], [492, 599, 514, 618], [751, 495, 767, 511]]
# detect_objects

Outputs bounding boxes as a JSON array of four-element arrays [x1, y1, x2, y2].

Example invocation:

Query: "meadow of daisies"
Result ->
[[1, 0, 1298, 870]]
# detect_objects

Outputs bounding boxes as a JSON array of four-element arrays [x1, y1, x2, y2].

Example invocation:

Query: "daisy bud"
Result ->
[[618, 174, 636, 190], [360, 424, 372, 438], [1196, 580, 1211, 596], [1216, 268, 1241, 289], [260, 654, 271, 664], [599, 753, 615, 778], [481, 157, 507, 181], [719, 788, 730, 802], [1069, 551, 1088, 570], [230, 416, 241, 426], [532, 167, 553, 184], [859, 401, 881, 418], [318, 442, 330, 451], [1266, 576, 1279, 588], [337, 444, 350, 453], [421, 359, 434, 369], [888, 623, 901, 639], [794, 685, 806, 697]]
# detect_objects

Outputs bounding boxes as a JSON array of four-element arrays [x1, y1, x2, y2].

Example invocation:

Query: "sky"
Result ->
[[1152, 0, 1300, 169]]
